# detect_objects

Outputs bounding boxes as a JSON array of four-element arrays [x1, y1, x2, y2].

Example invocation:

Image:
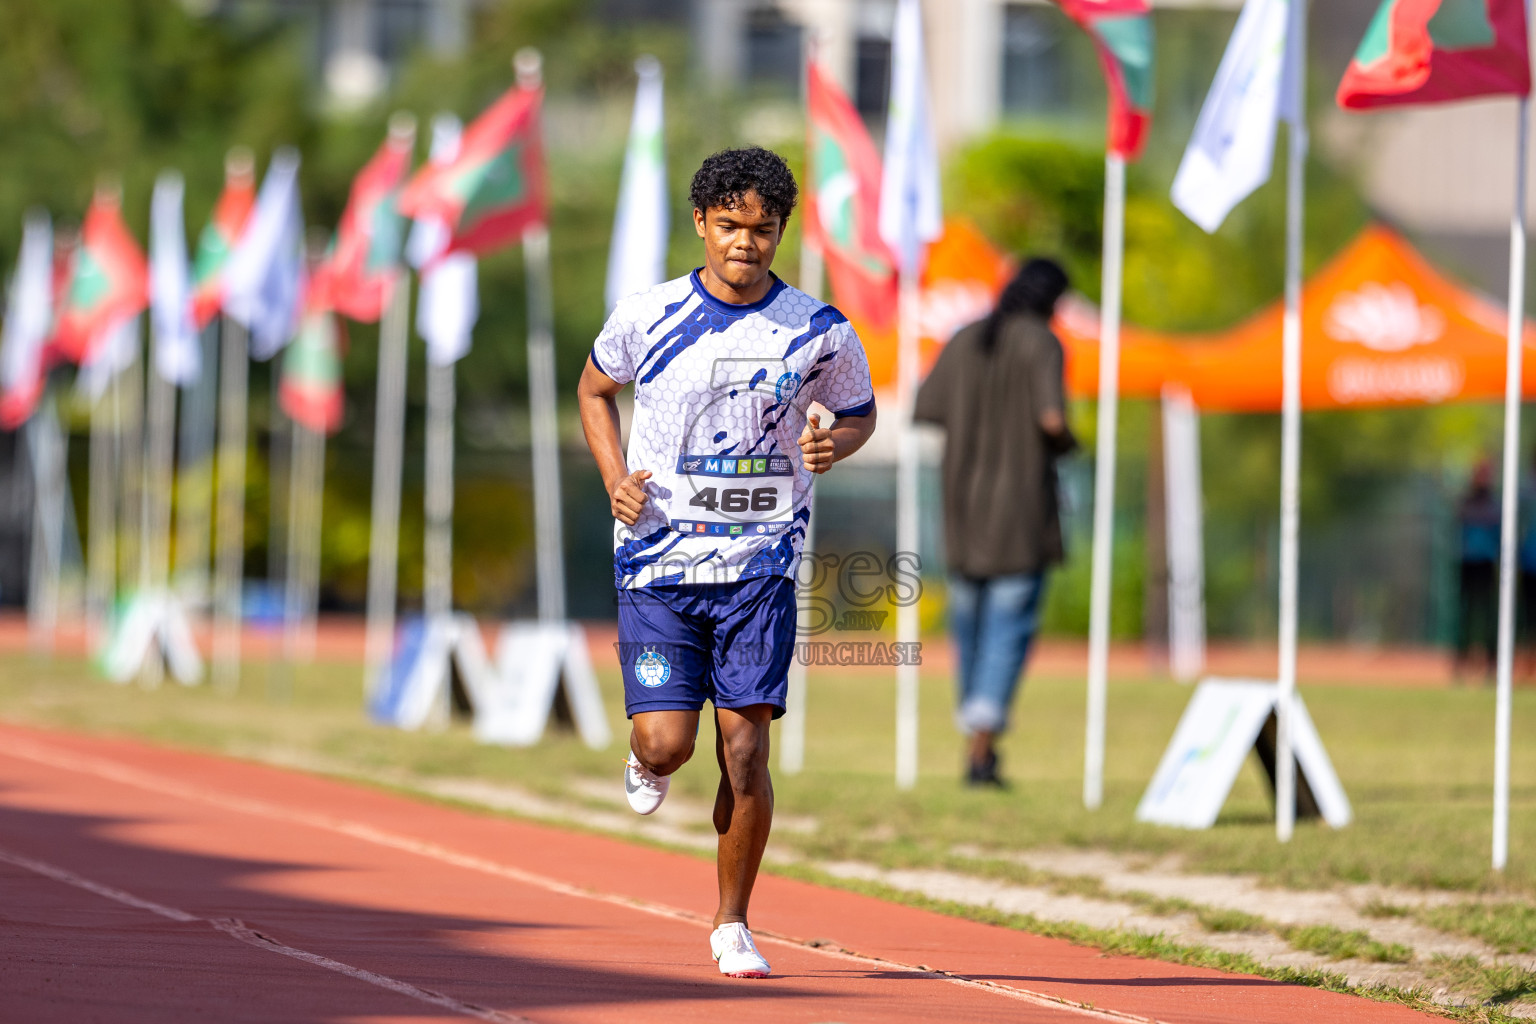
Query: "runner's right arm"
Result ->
[[578, 357, 651, 526]]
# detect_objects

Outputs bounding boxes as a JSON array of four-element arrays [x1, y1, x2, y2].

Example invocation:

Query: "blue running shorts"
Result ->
[[617, 575, 797, 720]]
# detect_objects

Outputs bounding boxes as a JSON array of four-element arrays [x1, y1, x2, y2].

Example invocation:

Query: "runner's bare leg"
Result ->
[[712, 703, 774, 928]]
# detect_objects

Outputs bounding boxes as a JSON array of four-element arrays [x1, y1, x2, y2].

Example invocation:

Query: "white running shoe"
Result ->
[[710, 922, 771, 978], [623, 750, 669, 815]]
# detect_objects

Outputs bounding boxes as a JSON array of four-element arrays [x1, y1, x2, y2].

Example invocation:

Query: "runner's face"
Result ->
[[694, 192, 784, 294]]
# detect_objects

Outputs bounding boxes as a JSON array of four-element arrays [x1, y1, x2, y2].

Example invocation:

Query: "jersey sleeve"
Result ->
[[590, 301, 638, 385], [813, 321, 876, 419]]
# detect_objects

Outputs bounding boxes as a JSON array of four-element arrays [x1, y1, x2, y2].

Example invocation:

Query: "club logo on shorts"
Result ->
[[776, 371, 803, 403], [635, 649, 671, 688]]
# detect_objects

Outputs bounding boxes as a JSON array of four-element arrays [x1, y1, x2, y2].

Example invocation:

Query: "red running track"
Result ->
[[0, 722, 1440, 1024]]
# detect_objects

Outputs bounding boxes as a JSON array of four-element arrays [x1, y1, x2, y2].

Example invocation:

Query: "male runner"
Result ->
[[577, 147, 877, 978]]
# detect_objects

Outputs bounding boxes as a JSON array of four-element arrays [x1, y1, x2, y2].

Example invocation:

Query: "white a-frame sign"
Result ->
[[369, 615, 610, 750], [1136, 679, 1351, 830], [101, 591, 205, 687]]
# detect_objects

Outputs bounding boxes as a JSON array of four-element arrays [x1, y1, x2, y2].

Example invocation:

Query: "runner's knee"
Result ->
[[633, 727, 694, 776], [720, 725, 770, 791]]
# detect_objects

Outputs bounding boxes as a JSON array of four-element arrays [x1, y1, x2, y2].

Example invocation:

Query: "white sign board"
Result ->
[[1136, 679, 1351, 830], [101, 590, 204, 686], [369, 614, 496, 730], [476, 621, 611, 749], [369, 615, 610, 751]]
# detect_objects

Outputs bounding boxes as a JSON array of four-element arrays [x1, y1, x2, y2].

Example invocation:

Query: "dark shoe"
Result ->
[[965, 749, 1007, 788]]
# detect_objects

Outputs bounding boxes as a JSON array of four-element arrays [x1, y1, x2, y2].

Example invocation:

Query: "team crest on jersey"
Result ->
[[635, 649, 671, 688], [775, 371, 803, 403]]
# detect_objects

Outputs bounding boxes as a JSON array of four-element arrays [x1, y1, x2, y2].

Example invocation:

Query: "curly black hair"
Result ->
[[689, 147, 799, 222]]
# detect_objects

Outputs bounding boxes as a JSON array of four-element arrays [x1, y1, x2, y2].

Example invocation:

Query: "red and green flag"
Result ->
[[191, 161, 256, 328], [398, 84, 547, 257], [1337, 0, 1530, 109], [1056, 0, 1155, 160], [806, 61, 897, 329], [323, 132, 412, 322], [280, 285, 345, 434], [52, 190, 149, 366]]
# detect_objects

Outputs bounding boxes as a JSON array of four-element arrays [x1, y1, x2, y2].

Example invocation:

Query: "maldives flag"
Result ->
[[280, 277, 345, 434], [1337, 0, 1530, 109], [806, 61, 897, 329], [1056, 0, 1156, 159], [52, 190, 149, 366], [323, 130, 411, 322], [397, 84, 548, 257], [191, 158, 256, 328]]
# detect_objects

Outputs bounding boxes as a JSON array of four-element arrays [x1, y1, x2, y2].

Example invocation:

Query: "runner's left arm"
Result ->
[[800, 320, 877, 473], [799, 409, 877, 473]]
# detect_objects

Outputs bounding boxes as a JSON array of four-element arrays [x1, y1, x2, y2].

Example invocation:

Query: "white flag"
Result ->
[[224, 148, 304, 361], [150, 171, 199, 385], [1171, 0, 1292, 234], [408, 114, 479, 366], [878, 0, 943, 278], [0, 212, 54, 421], [605, 56, 668, 311]]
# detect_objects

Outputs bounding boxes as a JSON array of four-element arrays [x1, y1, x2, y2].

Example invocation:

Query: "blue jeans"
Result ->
[[948, 573, 1047, 734]]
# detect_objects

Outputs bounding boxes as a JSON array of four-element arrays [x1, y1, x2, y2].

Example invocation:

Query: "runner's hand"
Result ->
[[799, 413, 834, 474], [610, 469, 651, 526]]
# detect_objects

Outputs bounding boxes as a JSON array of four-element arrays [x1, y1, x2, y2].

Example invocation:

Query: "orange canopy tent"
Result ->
[[853, 219, 1015, 391], [1055, 225, 1536, 412]]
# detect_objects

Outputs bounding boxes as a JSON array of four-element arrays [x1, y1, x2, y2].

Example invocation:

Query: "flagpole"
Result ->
[[86, 369, 116, 651], [364, 268, 411, 693], [1494, 94, 1528, 872], [268, 361, 290, 651], [782, 234, 824, 777], [176, 321, 219, 607], [143, 314, 180, 687], [26, 394, 66, 656], [284, 419, 325, 662], [1083, 152, 1125, 810], [1275, 0, 1308, 845], [212, 314, 249, 691], [518, 49, 568, 625], [423, 356, 455, 625], [122, 333, 146, 623], [894, 265, 921, 790]]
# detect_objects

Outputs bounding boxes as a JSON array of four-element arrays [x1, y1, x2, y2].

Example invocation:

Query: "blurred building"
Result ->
[[693, 0, 1242, 147], [184, 0, 474, 108]]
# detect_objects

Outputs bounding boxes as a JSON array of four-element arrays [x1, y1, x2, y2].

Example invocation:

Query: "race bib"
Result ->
[[670, 452, 795, 537]]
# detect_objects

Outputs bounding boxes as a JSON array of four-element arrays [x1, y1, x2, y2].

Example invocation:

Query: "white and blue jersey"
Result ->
[[591, 270, 875, 590]]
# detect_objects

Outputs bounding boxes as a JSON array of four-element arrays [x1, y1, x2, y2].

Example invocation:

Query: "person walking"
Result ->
[[914, 258, 1076, 786], [1456, 458, 1502, 680]]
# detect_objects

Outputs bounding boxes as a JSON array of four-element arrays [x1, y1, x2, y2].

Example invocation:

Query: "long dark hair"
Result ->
[[981, 257, 1069, 353]]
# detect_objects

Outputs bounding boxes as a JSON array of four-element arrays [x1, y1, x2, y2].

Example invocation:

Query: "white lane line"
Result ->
[[0, 734, 1160, 1024], [0, 844, 530, 1024]]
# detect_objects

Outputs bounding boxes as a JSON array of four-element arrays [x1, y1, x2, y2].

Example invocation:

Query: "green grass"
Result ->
[[1425, 955, 1536, 1009], [1419, 902, 1536, 955], [1286, 924, 1413, 964]]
